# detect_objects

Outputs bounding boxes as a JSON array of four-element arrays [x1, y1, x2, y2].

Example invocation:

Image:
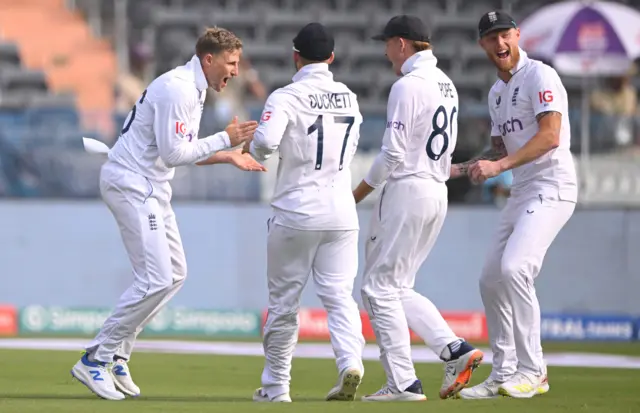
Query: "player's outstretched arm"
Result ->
[[354, 80, 412, 204], [195, 117, 265, 171], [155, 88, 257, 167], [196, 148, 266, 171]]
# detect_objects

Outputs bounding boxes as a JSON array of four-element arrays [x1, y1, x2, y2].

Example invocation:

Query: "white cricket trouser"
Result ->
[[86, 161, 187, 363], [361, 177, 460, 392], [479, 193, 575, 380], [261, 219, 365, 399]]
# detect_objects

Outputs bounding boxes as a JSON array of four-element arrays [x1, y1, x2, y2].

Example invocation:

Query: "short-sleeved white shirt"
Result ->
[[488, 48, 578, 202]]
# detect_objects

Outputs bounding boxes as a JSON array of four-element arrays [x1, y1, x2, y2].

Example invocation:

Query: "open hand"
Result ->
[[225, 116, 258, 147], [227, 149, 266, 172]]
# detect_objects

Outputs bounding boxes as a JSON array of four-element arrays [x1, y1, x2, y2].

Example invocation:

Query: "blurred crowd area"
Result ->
[[0, 0, 639, 206]]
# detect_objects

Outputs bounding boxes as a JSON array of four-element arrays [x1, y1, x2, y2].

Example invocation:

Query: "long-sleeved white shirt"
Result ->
[[108, 55, 231, 182], [250, 63, 363, 231], [364, 50, 458, 189]]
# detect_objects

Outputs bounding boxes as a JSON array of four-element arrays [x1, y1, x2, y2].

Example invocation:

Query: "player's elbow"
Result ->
[[545, 131, 560, 150], [159, 150, 182, 168], [251, 144, 274, 161], [252, 138, 278, 161], [383, 149, 404, 166]]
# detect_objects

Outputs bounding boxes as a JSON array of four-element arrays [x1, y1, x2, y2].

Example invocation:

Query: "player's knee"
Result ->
[[479, 273, 496, 292], [154, 276, 175, 293], [360, 277, 391, 300], [317, 292, 338, 309], [500, 256, 533, 282]]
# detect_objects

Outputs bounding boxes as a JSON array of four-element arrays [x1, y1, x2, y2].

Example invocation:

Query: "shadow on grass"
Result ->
[[0, 394, 326, 403]]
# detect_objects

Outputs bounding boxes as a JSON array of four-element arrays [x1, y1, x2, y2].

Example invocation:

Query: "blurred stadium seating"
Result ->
[[0, 0, 638, 202]]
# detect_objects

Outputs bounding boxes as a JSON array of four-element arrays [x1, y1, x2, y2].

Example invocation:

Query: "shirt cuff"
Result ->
[[218, 131, 231, 148], [202, 131, 231, 152], [364, 151, 399, 188]]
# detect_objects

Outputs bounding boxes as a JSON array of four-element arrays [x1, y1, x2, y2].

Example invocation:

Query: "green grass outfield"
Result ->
[[0, 339, 639, 413], [14, 332, 640, 355]]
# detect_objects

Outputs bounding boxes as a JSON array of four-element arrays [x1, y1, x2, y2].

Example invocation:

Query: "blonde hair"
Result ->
[[195, 27, 242, 57], [410, 40, 432, 52]]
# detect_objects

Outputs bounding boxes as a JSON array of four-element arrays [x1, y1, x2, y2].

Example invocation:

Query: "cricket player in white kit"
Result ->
[[71, 28, 265, 401], [352, 15, 484, 402], [455, 11, 577, 400], [245, 23, 366, 403]]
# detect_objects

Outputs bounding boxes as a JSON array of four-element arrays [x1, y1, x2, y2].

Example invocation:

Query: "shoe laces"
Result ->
[[371, 386, 393, 396], [480, 378, 499, 388], [444, 361, 456, 376], [512, 371, 537, 385]]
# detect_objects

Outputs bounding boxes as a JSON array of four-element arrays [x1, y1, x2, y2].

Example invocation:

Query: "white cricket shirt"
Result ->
[[364, 50, 458, 193], [488, 48, 578, 202], [108, 55, 231, 182], [250, 63, 362, 231]]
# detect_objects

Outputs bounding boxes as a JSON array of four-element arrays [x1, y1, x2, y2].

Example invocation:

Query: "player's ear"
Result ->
[[327, 52, 335, 65], [203, 53, 214, 67], [399, 37, 406, 52]]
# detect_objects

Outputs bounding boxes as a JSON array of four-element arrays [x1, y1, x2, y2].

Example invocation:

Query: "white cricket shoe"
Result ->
[[458, 378, 502, 399], [70, 353, 125, 400], [361, 379, 427, 402], [439, 344, 484, 399], [110, 358, 141, 397], [326, 367, 362, 401], [498, 371, 545, 398], [252, 387, 292, 402], [538, 374, 550, 395], [538, 362, 550, 395]]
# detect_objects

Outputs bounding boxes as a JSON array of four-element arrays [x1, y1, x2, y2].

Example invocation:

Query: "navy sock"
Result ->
[[449, 340, 475, 361], [404, 379, 424, 394]]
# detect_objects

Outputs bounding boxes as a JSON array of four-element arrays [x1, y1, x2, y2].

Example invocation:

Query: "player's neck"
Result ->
[[497, 52, 520, 83], [498, 70, 512, 83]]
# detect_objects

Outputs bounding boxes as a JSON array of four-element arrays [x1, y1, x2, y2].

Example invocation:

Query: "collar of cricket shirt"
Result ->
[[186, 54, 209, 92], [509, 47, 530, 76], [401, 50, 437, 75], [292, 63, 333, 83]]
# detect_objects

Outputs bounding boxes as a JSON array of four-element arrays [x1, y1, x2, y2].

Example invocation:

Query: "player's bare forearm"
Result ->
[[195, 151, 232, 166], [353, 180, 375, 204], [452, 136, 507, 177], [497, 111, 561, 172]]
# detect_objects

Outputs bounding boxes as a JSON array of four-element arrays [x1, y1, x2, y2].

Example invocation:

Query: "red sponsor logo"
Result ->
[[362, 311, 487, 342], [261, 111, 272, 122], [538, 90, 553, 104], [175, 121, 187, 135], [0, 305, 17, 336], [265, 308, 487, 342], [440, 311, 488, 341]]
